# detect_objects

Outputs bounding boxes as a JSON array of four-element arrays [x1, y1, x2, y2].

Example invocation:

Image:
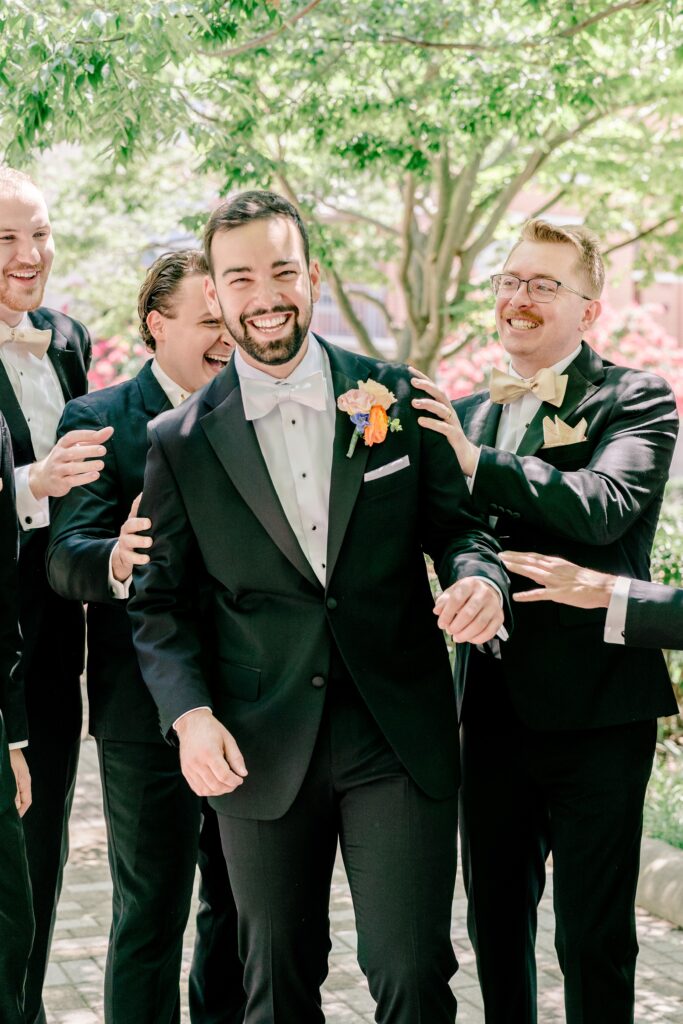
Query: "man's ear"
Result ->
[[146, 310, 164, 345], [580, 298, 602, 332], [308, 259, 322, 303], [204, 274, 222, 319]]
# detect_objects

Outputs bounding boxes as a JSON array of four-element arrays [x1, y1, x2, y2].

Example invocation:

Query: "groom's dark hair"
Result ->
[[203, 190, 310, 276]]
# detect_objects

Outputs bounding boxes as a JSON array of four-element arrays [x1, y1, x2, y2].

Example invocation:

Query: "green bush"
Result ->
[[644, 742, 683, 850], [652, 481, 683, 722]]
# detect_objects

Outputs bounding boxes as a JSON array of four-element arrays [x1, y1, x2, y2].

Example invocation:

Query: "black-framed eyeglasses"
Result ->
[[490, 273, 593, 303]]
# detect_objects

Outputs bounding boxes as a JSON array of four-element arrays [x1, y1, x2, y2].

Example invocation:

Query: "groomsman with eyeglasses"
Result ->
[[0, 167, 111, 1024], [412, 218, 679, 1024]]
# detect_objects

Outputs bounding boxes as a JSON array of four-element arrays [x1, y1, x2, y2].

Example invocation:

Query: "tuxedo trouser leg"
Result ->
[[339, 776, 459, 1023], [543, 720, 657, 1024], [98, 739, 201, 1024], [188, 802, 246, 1024], [0, 802, 34, 1024], [217, 738, 337, 1024], [22, 731, 80, 1024], [459, 669, 549, 1024]]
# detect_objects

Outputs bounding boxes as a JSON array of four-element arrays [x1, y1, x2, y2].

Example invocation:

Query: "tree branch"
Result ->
[[196, 0, 324, 59], [319, 200, 399, 236], [529, 182, 574, 219], [602, 216, 677, 256], [345, 289, 396, 332], [371, 0, 656, 53], [325, 268, 384, 360]]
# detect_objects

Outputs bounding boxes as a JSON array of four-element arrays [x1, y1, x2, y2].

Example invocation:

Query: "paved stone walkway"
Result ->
[[44, 738, 683, 1023]]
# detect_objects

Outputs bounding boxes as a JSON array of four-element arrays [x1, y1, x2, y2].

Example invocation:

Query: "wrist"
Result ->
[[28, 460, 47, 501], [598, 573, 617, 608], [456, 439, 478, 477], [175, 707, 213, 738]]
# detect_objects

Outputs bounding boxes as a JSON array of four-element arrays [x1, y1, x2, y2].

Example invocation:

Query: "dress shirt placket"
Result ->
[[278, 397, 329, 584]]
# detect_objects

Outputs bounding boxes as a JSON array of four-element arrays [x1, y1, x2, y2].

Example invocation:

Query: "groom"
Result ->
[[129, 190, 510, 1024]]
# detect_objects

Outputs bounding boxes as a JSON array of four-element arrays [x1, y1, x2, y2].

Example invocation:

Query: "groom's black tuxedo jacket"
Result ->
[[456, 341, 679, 730], [47, 361, 171, 742], [0, 308, 90, 734], [0, 413, 24, 814], [625, 579, 683, 651], [129, 337, 511, 820]]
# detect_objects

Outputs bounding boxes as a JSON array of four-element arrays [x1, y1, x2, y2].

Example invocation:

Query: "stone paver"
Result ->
[[45, 738, 683, 1023]]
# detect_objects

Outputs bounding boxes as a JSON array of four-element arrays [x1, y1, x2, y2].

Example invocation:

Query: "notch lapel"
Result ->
[[461, 393, 502, 448], [0, 359, 33, 462], [135, 360, 172, 418], [515, 343, 604, 457], [323, 343, 373, 583], [200, 364, 322, 590]]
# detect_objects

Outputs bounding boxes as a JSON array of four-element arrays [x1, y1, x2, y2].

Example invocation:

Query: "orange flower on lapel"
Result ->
[[338, 377, 402, 458]]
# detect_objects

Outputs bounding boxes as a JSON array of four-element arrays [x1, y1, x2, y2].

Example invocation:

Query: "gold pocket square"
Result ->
[[542, 415, 587, 448]]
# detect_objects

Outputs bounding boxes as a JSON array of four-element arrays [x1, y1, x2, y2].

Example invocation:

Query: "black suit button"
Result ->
[[326, 597, 337, 610], [311, 675, 326, 689], [25, 516, 32, 525]]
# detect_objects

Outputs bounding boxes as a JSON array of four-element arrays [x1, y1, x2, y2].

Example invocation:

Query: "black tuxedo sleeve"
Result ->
[[471, 374, 678, 545], [625, 579, 683, 650], [47, 397, 122, 605], [127, 425, 212, 736], [0, 415, 27, 743], [418, 421, 512, 626]]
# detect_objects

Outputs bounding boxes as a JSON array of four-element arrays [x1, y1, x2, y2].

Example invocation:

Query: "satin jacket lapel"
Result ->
[[136, 360, 172, 418], [462, 393, 502, 448], [0, 359, 33, 461], [516, 342, 604, 457], [199, 363, 321, 590], [323, 341, 372, 583], [29, 310, 79, 402]]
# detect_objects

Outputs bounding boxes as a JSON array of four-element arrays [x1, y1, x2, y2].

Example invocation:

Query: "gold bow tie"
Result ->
[[0, 319, 52, 359], [489, 366, 568, 408]]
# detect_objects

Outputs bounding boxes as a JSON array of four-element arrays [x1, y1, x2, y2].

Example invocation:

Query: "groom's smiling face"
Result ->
[[205, 216, 321, 374]]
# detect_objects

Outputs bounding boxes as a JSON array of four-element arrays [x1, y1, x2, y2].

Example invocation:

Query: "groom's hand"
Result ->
[[435, 576, 504, 644], [175, 708, 248, 797]]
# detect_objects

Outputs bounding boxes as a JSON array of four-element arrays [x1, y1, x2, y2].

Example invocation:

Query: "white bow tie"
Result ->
[[0, 320, 52, 359], [240, 370, 328, 421]]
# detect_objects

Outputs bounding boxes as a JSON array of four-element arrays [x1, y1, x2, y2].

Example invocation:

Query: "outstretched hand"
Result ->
[[29, 426, 114, 500], [501, 551, 616, 609]]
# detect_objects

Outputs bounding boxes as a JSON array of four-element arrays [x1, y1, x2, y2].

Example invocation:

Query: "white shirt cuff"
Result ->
[[173, 707, 212, 732], [8, 740, 28, 750], [15, 464, 49, 530], [108, 546, 133, 599], [603, 576, 631, 645]]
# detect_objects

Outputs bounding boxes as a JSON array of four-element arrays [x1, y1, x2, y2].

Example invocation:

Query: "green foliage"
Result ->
[[652, 481, 683, 719], [644, 741, 683, 849], [1, 1, 682, 361]]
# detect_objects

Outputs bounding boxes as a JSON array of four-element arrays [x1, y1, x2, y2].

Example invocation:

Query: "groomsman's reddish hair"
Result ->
[[203, 190, 310, 276], [507, 218, 605, 298]]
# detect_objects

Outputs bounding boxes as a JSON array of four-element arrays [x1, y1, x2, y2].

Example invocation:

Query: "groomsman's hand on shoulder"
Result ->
[[174, 708, 248, 797], [111, 493, 153, 583], [29, 425, 114, 500]]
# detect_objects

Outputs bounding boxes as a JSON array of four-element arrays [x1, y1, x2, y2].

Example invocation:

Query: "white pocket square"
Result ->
[[364, 455, 410, 482]]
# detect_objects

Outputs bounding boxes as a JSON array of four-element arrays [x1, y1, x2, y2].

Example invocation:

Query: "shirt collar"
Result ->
[[234, 333, 321, 384], [150, 358, 190, 408], [508, 343, 582, 381]]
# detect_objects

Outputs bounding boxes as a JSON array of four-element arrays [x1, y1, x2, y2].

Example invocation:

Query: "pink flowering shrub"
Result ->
[[88, 333, 148, 391], [437, 303, 683, 410]]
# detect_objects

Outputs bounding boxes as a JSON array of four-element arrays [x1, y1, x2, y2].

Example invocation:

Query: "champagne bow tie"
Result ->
[[489, 366, 568, 408], [241, 370, 328, 421], [0, 320, 52, 359]]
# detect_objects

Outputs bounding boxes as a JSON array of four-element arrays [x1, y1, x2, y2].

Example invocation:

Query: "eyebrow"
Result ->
[[502, 268, 560, 279], [0, 223, 51, 232], [222, 258, 299, 277]]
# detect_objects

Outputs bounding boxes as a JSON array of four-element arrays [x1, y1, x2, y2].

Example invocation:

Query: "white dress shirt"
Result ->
[[0, 312, 63, 531], [235, 335, 336, 586], [108, 358, 185, 599]]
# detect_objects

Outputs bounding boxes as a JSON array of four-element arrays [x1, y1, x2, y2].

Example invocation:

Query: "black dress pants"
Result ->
[[218, 662, 459, 1024], [459, 662, 656, 1024], [98, 738, 245, 1024], [0, 784, 34, 1024]]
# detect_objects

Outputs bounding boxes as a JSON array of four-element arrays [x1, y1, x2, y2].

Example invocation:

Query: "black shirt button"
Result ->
[[25, 516, 32, 525], [311, 675, 326, 689]]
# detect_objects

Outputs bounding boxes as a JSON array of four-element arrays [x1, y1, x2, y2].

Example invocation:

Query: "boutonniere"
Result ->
[[337, 378, 402, 458]]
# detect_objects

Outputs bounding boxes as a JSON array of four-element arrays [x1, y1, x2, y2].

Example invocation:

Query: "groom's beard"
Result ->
[[220, 297, 313, 367]]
